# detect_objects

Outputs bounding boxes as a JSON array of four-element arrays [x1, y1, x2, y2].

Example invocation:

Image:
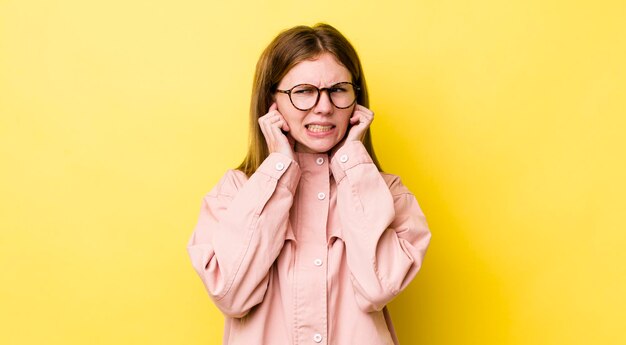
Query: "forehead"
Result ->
[[279, 53, 352, 87]]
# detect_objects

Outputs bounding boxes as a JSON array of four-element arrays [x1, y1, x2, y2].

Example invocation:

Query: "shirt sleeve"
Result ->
[[186, 153, 301, 318], [330, 141, 432, 312]]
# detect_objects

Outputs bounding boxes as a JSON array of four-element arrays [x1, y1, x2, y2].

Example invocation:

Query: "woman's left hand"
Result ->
[[345, 104, 374, 142], [331, 104, 374, 157]]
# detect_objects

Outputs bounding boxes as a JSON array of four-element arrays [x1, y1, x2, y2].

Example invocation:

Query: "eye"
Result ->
[[293, 85, 316, 94], [330, 86, 347, 93], [330, 82, 352, 93]]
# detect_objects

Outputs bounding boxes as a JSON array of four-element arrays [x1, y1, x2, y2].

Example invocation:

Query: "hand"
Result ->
[[331, 104, 374, 157], [258, 103, 295, 160], [345, 104, 374, 142]]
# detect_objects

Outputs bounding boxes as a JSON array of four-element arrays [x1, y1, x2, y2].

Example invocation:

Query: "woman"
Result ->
[[187, 23, 431, 345]]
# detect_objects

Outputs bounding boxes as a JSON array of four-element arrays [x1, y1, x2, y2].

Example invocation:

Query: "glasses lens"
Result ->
[[329, 82, 357, 108], [290, 84, 319, 110]]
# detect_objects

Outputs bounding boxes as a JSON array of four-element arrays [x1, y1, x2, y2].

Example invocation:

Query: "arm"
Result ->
[[186, 153, 300, 318], [330, 141, 431, 312]]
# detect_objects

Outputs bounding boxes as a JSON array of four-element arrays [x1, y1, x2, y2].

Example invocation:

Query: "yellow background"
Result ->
[[1, 0, 625, 344]]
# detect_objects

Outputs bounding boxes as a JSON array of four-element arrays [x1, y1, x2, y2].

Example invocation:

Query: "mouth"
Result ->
[[305, 124, 335, 133]]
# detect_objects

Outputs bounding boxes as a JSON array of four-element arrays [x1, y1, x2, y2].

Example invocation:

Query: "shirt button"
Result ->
[[314, 259, 323, 266], [316, 157, 324, 165], [339, 154, 348, 163], [313, 333, 323, 343], [275, 162, 285, 171], [317, 192, 326, 200]]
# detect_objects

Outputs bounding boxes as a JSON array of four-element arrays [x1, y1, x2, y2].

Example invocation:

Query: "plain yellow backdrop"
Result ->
[[1, 0, 625, 344]]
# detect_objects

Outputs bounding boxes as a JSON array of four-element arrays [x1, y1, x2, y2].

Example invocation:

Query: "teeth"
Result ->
[[307, 124, 333, 132]]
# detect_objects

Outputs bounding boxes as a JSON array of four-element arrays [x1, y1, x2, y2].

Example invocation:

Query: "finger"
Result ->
[[260, 110, 292, 154], [259, 115, 280, 142], [260, 117, 274, 137], [269, 113, 290, 132], [355, 104, 373, 115], [350, 112, 361, 125], [354, 108, 374, 124], [259, 112, 275, 124], [353, 108, 374, 124], [273, 118, 289, 136], [260, 114, 280, 129], [259, 104, 281, 124], [269, 118, 287, 137]]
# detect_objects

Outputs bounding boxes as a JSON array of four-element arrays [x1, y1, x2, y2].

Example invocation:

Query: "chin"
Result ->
[[297, 140, 338, 154], [315, 147, 334, 154]]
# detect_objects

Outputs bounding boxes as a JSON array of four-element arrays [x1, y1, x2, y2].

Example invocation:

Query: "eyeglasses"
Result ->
[[276, 82, 360, 111]]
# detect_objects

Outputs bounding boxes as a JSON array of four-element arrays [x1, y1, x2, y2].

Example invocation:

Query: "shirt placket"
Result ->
[[294, 154, 329, 345]]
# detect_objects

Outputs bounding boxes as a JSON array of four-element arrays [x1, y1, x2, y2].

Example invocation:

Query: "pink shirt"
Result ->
[[187, 141, 431, 345]]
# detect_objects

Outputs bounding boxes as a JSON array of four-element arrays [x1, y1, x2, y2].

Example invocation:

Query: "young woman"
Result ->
[[187, 23, 431, 345]]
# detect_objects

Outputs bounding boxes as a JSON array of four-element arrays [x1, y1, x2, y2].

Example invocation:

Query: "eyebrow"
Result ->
[[289, 81, 352, 88]]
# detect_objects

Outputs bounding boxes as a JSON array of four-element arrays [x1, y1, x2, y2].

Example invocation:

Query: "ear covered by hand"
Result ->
[[331, 104, 374, 158], [258, 103, 296, 160]]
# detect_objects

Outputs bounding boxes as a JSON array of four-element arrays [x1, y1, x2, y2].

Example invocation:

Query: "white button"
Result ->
[[313, 333, 323, 343], [317, 192, 326, 200], [316, 157, 324, 165], [275, 162, 285, 171], [339, 154, 348, 163], [314, 259, 323, 266]]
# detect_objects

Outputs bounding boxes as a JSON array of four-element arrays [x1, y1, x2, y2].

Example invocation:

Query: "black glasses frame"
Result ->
[[276, 82, 360, 111]]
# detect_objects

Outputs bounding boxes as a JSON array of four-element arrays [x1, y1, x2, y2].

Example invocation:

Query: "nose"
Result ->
[[313, 89, 333, 115]]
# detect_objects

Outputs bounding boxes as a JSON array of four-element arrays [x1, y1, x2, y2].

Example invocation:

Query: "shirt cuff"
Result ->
[[330, 141, 374, 183], [256, 153, 301, 193]]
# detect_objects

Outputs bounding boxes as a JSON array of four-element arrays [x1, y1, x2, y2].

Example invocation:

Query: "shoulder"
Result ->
[[380, 172, 413, 197]]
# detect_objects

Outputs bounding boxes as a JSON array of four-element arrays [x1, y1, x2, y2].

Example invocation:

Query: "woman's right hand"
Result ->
[[258, 103, 295, 160]]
